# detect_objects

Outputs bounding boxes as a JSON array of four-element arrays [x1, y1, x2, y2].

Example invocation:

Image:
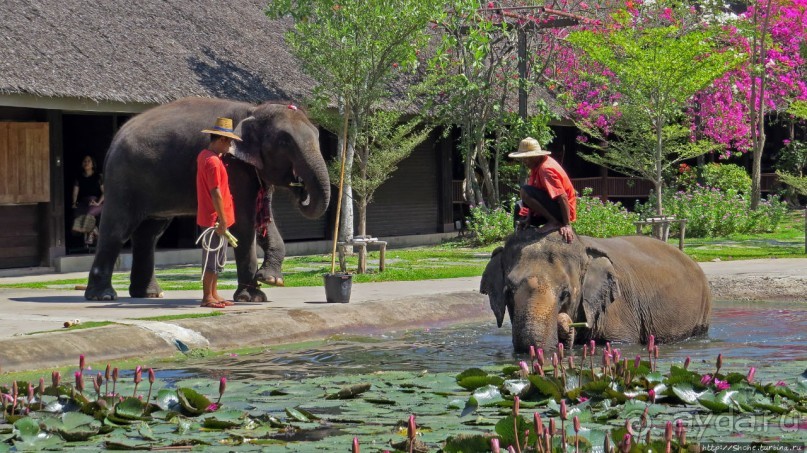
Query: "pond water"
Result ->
[[168, 300, 807, 382]]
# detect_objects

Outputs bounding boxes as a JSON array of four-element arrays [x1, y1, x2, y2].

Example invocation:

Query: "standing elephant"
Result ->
[[480, 230, 711, 352], [84, 97, 330, 302]]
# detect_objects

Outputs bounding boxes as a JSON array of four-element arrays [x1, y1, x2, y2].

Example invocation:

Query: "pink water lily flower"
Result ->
[[700, 374, 712, 386], [714, 379, 730, 391]]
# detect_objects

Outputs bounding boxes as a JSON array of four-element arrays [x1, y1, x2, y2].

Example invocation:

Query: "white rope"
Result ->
[[195, 226, 227, 282]]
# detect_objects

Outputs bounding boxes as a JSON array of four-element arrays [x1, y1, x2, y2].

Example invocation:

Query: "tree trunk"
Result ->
[[655, 119, 664, 216], [339, 134, 355, 242], [750, 0, 772, 210]]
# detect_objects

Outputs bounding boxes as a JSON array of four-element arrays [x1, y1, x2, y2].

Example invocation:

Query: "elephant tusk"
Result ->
[[288, 182, 304, 187], [301, 194, 311, 207], [569, 322, 589, 328]]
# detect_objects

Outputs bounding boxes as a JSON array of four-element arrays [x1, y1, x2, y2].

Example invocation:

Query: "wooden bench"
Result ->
[[634, 216, 688, 250], [337, 237, 387, 274]]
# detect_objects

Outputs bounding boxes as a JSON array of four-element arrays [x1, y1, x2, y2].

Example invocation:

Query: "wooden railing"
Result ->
[[452, 173, 780, 204]]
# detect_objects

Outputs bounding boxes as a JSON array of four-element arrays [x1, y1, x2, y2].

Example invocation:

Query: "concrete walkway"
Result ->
[[0, 258, 805, 373]]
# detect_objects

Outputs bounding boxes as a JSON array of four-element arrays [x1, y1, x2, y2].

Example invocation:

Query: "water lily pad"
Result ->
[[176, 388, 212, 416], [285, 407, 310, 422], [115, 397, 149, 420], [527, 375, 563, 401], [324, 383, 371, 400], [443, 433, 496, 452], [55, 412, 101, 441], [698, 390, 734, 413], [671, 383, 707, 404], [202, 410, 247, 429]]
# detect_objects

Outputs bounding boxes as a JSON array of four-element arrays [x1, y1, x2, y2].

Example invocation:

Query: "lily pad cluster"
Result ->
[[0, 346, 805, 452], [438, 340, 807, 452]]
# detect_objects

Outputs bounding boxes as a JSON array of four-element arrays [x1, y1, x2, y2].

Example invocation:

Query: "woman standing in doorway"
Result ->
[[71, 155, 104, 245]]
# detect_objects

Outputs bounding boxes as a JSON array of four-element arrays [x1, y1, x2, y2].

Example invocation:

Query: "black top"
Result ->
[[74, 173, 103, 199]]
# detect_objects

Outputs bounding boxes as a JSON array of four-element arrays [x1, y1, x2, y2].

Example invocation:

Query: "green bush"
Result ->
[[701, 163, 752, 194], [573, 188, 639, 238], [677, 163, 751, 194], [640, 186, 789, 237], [466, 203, 513, 246]]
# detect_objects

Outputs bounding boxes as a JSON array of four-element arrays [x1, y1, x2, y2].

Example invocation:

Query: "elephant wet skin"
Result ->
[[84, 97, 330, 301], [480, 230, 712, 352]]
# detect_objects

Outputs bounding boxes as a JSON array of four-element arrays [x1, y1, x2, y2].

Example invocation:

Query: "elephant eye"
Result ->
[[559, 288, 571, 308]]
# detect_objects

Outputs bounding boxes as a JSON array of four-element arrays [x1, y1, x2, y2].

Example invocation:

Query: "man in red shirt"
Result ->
[[197, 117, 241, 308], [510, 137, 577, 243]]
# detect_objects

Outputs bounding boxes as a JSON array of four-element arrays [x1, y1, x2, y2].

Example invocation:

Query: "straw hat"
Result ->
[[508, 137, 551, 159], [201, 117, 242, 141]]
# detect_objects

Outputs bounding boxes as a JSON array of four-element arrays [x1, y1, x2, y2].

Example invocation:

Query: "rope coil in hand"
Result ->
[[195, 225, 231, 282]]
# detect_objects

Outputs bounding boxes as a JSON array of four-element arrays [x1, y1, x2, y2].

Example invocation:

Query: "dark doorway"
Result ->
[[62, 113, 199, 255]]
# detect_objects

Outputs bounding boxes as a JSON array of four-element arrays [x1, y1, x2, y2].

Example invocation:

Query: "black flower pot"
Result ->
[[323, 273, 352, 303]]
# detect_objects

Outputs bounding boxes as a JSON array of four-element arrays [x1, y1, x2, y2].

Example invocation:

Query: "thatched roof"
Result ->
[[0, 0, 314, 105], [0, 0, 567, 118]]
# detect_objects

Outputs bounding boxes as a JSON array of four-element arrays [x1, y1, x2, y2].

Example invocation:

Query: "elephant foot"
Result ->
[[85, 285, 117, 301], [234, 285, 268, 303], [256, 269, 284, 287], [129, 282, 165, 299]]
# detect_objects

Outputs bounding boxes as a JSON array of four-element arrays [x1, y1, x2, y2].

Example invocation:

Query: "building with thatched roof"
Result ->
[[0, 0, 469, 270]]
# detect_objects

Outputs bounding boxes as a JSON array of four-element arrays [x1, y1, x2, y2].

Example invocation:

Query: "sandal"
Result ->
[[200, 300, 228, 309]]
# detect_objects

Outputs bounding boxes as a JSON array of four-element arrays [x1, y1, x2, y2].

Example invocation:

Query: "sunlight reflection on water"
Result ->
[[164, 300, 806, 382]]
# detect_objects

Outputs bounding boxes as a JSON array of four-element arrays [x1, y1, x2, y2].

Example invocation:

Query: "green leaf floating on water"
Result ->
[[527, 375, 563, 401], [698, 390, 735, 413], [202, 410, 248, 429], [494, 415, 536, 449], [324, 383, 371, 400], [116, 397, 150, 421], [671, 383, 707, 404], [443, 433, 497, 452], [285, 407, 310, 422], [456, 368, 503, 391], [55, 412, 102, 441], [12, 418, 39, 441], [11, 417, 63, 450], [176, 387, 213, 416]]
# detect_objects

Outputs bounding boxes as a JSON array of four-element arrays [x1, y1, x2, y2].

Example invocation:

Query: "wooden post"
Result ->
[[679, 219, 687, 251], [379, 243, 386, 272]]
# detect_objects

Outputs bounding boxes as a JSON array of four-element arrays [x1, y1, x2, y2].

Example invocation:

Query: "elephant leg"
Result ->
[[85, 213, 139, 301], [129, 218, 172, 298], [230, 220, 267, 303], [255, 219, 285, 287], [557, 313, 575, 351]]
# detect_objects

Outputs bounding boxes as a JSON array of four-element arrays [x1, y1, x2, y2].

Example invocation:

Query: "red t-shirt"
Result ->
[[196, 149, 235, 228], [521, 156, 577, 222]]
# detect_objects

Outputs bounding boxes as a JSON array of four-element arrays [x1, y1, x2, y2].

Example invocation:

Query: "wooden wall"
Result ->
[[0, 122, 50, 204], [0, 205, 41, 268], [0, 122, 50, 268]]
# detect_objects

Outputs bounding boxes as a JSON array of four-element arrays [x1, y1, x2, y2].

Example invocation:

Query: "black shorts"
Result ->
[[514, 185, 563, 227]]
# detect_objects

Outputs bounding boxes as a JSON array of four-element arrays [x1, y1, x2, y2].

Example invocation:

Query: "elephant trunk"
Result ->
[[512, 282, 559, 353], [292, 138, 331, 219]]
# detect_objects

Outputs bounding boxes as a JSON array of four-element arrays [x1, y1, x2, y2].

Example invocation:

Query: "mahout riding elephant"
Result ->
[[480, 230, 711, 352], [84, 97, 330, 302]]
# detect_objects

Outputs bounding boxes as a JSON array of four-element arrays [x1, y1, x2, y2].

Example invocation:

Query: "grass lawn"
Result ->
[[1, 211, 803, 291]]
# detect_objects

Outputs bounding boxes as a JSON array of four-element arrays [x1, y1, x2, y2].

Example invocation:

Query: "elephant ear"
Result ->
[[580, 253, 619, 332], [480, 246, 512, 328], [232, 116, 262, 169]]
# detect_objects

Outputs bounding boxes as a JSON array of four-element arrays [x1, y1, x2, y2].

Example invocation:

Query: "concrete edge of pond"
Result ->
[[0, 291, 490, 374]]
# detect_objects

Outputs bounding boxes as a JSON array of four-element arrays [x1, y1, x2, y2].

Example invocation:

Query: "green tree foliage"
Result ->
[[567, 6, 745, 214], [325, 110, 433, 236], [266, 0, 443, 239]]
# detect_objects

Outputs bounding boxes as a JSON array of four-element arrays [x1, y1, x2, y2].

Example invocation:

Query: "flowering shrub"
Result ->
[[573, 188, 639, 238], [647, 186, 789, 237], [466, 203, 513, 246]]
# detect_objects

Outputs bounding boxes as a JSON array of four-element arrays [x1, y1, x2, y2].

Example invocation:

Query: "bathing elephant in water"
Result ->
[[84, 97, 330, 302], [480, 230, 711, 352]]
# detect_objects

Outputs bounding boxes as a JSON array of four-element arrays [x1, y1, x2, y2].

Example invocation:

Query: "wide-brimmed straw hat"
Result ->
[[508, 137, 551, 159], [201, 117, 242, 141]]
